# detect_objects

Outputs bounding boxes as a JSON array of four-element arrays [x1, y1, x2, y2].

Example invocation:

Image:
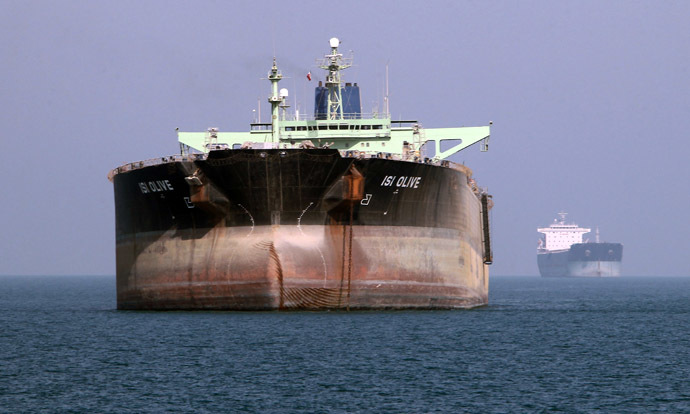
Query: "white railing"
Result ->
[[277, 112, 391, 122]]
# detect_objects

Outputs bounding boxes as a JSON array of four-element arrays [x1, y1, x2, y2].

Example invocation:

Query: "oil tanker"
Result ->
[[109, 38, 493, 310], [537, 212, 623, 277]]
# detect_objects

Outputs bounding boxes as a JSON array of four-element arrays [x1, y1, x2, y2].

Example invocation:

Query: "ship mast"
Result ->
[[557, 211, 568, 224], [318, 37, 352, 120], [267, 58, 283, 142]]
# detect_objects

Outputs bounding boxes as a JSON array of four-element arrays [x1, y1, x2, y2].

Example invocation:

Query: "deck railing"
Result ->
[[107, 154, 207, 182], [107, 147, 466, 181]]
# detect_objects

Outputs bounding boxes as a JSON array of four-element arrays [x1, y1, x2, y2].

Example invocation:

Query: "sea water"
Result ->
[[1, 275, 688, 413]]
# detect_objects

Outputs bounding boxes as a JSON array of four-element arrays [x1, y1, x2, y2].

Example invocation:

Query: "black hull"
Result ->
[[115, 149, 477, 232], [538, 243, 623, 277], [113, 149, 491, 310]]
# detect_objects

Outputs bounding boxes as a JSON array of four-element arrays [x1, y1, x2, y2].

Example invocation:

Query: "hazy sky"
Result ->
[[1, 0, 689, 276]]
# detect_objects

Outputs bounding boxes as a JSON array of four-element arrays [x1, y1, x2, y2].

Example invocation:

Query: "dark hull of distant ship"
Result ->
[[537, 243, 623, 277], [113, 148, 491, 310]]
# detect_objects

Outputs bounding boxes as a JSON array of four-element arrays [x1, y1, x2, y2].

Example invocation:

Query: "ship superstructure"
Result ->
[[109, 38, 494, 310], [537, 212, 590, 253], [174, 38, 490, 161], [537, 213, 622, 277]]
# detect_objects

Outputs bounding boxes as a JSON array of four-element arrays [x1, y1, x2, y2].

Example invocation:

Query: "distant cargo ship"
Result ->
[[537, 213, 622, 277]]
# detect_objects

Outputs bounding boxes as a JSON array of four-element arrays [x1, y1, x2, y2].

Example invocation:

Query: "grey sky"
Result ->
[[1, 0, 688, 276]]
